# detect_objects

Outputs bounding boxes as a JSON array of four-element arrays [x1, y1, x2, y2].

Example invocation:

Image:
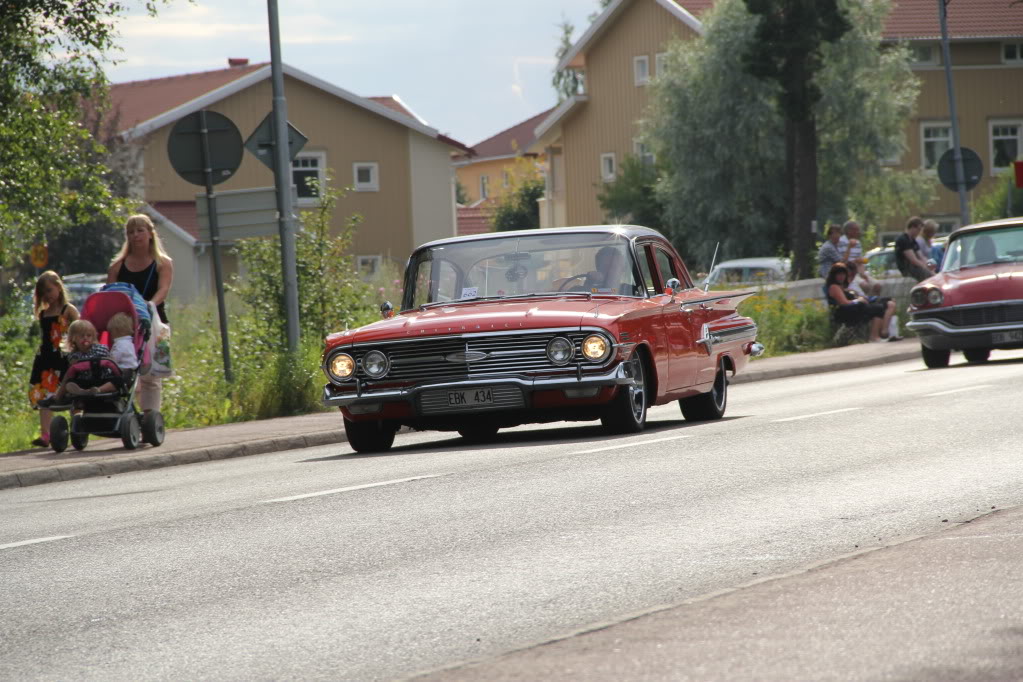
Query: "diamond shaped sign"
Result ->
[[244, 113, 309, 173]]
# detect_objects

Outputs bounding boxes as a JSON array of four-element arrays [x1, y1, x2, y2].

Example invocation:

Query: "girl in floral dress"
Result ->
[[29, 271, 79, 447]]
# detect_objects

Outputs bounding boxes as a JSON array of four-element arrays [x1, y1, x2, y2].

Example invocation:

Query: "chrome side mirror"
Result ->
[[380, 301, 394, 319], [663, 278, 682, 296]]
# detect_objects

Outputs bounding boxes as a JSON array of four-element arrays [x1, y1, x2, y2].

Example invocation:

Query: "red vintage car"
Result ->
[[907, 217, 1023, 368], [322, 226, 763, 452]]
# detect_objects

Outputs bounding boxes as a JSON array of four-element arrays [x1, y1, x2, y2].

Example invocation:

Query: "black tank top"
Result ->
[[117, 260, 167, 323]]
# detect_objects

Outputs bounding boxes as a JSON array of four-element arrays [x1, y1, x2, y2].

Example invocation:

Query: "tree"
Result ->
[[596, 155, 665, 231], [455, 179, 470, 206], [552, 19, 584, 102], [0, 1, 168, 295], [491, 158, 545, 231], [743, 0, 851, 278]]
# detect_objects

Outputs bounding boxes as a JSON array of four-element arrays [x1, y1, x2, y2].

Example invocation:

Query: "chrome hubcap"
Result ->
[[628, 356, 645, 422]]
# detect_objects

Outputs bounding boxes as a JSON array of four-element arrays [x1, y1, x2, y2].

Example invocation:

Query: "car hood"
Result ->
[[928, 263, 1023, 306], [326, 297, 629, 347]]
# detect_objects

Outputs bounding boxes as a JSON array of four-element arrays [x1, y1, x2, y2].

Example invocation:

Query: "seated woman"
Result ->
[[825, 262, 895, 343]]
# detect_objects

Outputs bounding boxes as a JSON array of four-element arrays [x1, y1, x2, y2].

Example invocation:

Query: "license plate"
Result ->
[[447, 388, 495, 408], [993, 329, 1023, 344]]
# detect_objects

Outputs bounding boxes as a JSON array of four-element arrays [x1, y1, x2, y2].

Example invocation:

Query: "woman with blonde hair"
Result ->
[[107, 213, 174, 412]]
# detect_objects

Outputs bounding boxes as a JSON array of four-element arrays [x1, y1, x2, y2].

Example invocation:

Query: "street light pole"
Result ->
[[937, 0, 971, 226], [267, 0, 301, 353]]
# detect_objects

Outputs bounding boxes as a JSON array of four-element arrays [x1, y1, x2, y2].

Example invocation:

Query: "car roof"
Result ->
[[415, 225, 667, 251], [949, 217, 1023, 240]]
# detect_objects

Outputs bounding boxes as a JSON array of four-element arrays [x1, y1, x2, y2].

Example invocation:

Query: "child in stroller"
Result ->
[[39, 290, 165, 453]]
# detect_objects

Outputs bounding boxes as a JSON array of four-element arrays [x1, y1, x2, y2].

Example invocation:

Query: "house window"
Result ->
[[480, 175, 489, 199], [356, 255, 381, 279], [292, 152, 325, 204], [990, 121, 1022, 172], [353, 162, 379, 192], [634, 140, 655, 166], [633, 55, 650, 86], [502, 170, 510, 188], [655, 52, 667, 77], [1003, 42, 1023, 63], [921, 123, 952, 170], [600, 153, 617, 182], [909, 44, 938, 66]]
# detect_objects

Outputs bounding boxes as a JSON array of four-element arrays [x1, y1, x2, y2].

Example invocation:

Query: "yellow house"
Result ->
[[109, 60, 472, 303], [534, 0, 1023, 236], [454, 108, 552, 206]]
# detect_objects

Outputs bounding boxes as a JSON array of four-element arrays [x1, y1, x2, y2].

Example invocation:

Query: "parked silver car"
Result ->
[[702, 258, 790, 288]]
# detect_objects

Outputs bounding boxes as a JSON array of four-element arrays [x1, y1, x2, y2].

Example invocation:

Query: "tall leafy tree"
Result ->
[[743, 0, 850, 278], [552, 19, 584, 102], [596, 155, 666, 232]]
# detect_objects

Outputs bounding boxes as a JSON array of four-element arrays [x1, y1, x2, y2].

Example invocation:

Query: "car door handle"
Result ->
[[680, 304, 707, 313]]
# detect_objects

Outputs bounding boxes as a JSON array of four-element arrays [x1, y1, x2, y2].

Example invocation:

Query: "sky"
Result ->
[[106, 0, 603, 146]]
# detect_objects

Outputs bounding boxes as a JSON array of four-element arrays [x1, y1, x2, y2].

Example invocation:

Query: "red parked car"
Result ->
[[907, 217, 1023, 368], [322, 226, 764, 452]]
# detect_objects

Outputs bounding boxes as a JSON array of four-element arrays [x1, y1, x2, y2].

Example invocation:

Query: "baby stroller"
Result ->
[[47, 290, 166, 453]]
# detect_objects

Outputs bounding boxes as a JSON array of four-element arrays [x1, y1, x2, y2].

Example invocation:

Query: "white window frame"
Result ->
[[633, 55, 650, 86], [989, 119, 1022, 174], [908, 43, 938, 66], [479, 174, 489, 199], [600, 152, 617, 182], [655, 52, 667, 77], [634, 139, 655, 166], [292, 151, 326, 206], [1002, 41, 1023, 64], [356, 254, 382, 279], [353, 162, 379, 192], [920, 122, 952, 172], [502, 170, 510, 188]]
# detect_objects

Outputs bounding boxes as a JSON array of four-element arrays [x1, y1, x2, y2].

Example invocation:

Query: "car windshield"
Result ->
[[942, 225, 1023, 271], [404, 232, 642, 309], [709, 265, 782, 285]]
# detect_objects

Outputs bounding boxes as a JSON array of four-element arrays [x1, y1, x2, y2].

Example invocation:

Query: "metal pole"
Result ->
[[268, 0, 300, 353], [198, 109, 233, 382], [937, 0, 970, 225]]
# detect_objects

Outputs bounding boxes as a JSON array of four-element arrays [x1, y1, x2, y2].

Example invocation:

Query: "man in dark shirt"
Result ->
[[895, 216, 933, 282]]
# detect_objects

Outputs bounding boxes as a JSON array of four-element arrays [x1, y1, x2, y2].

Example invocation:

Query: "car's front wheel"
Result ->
[[921, 345, 951, 369], [601, 351, 647, 434], [963, 348, 991, 364], [680, 359, 728, 421], [344, 417, 397, 453]]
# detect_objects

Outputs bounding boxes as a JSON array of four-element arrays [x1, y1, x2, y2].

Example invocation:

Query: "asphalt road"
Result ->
[[3, 352, 1022, 681]]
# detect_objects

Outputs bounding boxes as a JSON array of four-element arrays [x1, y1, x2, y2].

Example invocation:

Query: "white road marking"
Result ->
[[263, 474, 448, 504], [0, 536, 73, 550], [923, 384, 991, 397], [772, 407, 862, 423], [571, 435, 690, 455]]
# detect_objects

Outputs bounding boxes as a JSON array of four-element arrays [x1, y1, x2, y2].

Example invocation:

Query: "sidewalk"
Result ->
[[0, 340, 921, 490]]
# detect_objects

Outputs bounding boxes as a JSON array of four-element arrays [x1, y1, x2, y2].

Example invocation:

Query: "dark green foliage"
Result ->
[[973, 173, 1023, 222], [455, 179, 470, 205], [552, 19, 584, 102], [596, 155, 665, 231], [492, 176, 545, 232]]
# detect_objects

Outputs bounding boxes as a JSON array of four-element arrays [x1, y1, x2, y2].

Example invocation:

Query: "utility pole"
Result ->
[[268, 0, 300, 352], [937, 0, 971, 225]]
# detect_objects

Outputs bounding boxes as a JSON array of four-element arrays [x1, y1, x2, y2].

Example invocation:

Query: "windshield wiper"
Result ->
[[418, 291, 595, 310]]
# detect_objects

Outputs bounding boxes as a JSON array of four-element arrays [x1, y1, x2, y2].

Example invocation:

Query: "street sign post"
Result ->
[[167, 110, 244, 382]]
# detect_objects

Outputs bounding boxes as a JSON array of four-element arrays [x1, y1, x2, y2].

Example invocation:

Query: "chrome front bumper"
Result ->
[[322, 363, 635, 408], [906, 318, 1023, 336]]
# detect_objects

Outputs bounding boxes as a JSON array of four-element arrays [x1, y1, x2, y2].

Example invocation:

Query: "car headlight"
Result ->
[[328, 353, 355, 381], [911, 288, 926, 306], [546, 337, 574, 365], [926, 288, 943, 306], [581, 334, 611, 362], [361, 350, 389, 379]]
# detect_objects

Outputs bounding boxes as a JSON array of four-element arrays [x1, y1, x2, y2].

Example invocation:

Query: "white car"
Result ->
[[702, 258, 790, 288]]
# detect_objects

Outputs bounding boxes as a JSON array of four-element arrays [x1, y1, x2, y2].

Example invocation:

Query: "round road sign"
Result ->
[[937, 147, 983, 193], [167, 111, 244, 187]]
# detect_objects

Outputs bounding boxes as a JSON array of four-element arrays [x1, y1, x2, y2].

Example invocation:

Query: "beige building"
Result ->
[[454, 108, 552, 206], [534, 0, 1023, 237], [109, 60, 471, 302]]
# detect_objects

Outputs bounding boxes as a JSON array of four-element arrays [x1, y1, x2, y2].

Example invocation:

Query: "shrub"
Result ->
[[739, 292, 834, 356]]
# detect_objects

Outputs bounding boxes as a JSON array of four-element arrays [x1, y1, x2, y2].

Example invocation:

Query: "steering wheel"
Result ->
[[557, 274, 590, 292]]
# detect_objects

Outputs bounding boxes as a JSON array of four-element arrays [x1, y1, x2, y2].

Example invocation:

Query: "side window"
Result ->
[[637, 244, 657, 296], [654, 248, 679, 289]]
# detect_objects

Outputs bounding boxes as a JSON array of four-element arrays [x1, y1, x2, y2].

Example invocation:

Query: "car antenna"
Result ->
[[704, 242, 720, 292]]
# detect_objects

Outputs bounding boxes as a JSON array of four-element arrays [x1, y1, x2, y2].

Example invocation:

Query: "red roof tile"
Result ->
[[457, 205, 493, 236], [109, 63, 268, 132], [461, 108, 556, 161], [151, 201, 200, 240]]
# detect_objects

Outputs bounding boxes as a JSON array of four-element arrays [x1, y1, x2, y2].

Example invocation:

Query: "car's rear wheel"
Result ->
[[458, 425, 500, 444], [680, 359, 728, 421], [963, 348, 991, 364], [344, 417, 397, 453], [921, 345, 951, 369], [601, 351, 647, 434]]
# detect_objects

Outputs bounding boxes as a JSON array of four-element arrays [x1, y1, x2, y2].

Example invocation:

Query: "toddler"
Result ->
[[37, 319, 118, 405]]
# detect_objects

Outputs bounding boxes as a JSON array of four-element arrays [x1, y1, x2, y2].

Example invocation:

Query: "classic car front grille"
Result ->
[[419, 385, 525, 415], [915, 303, 1023, 327], [347, 330, 606, 383]]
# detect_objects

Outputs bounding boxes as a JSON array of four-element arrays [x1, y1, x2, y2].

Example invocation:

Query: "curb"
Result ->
[[0, 349, 922, 490]]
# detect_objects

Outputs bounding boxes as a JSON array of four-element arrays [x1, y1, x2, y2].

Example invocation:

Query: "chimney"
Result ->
[[228, 58, 249, 67]]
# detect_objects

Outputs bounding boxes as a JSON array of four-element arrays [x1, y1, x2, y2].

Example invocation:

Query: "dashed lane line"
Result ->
[[0, 536, 73, 550], [262, 474, 449, 504], [571, 435, 690, 455], [772, 407, 862, 423], [923, 384, 991, 397]]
